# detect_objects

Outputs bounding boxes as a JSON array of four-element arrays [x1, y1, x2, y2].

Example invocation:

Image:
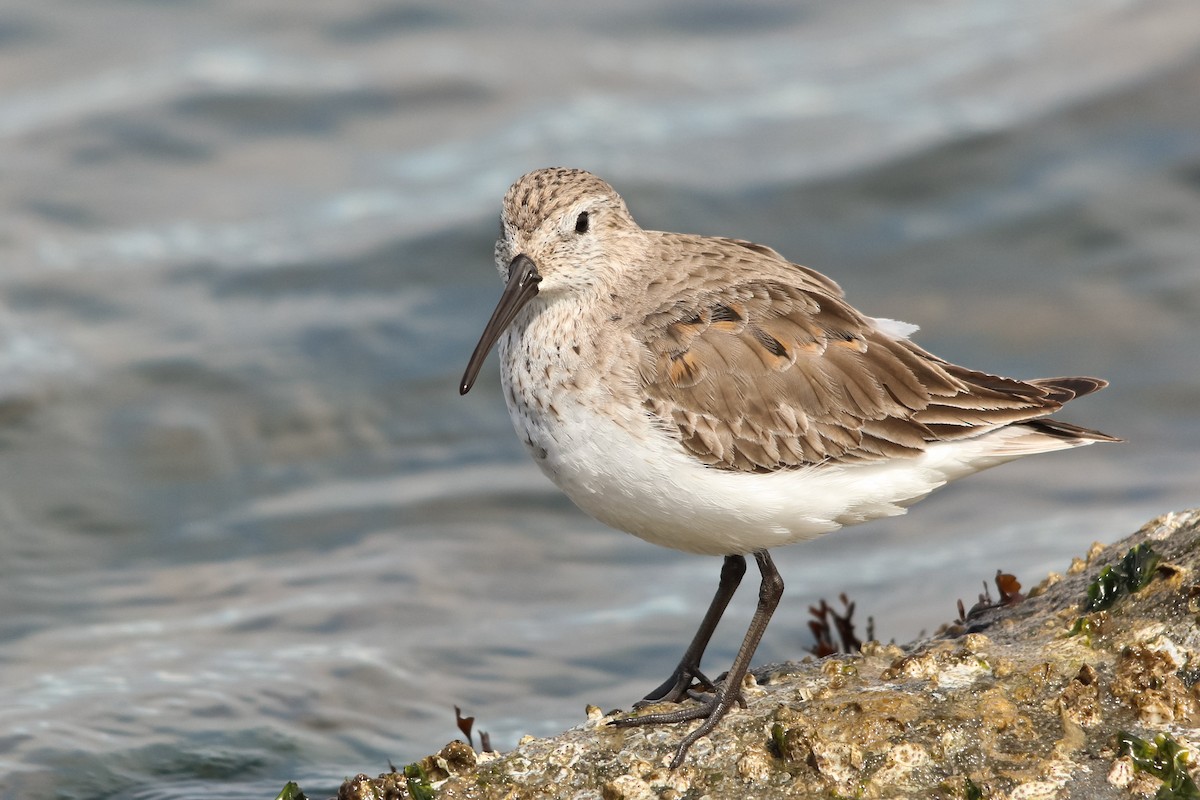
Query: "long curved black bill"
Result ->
[[460, 254, 542, 395]]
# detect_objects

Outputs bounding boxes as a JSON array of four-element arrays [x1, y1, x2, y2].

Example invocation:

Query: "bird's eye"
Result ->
[[575, 211, 589, 234]]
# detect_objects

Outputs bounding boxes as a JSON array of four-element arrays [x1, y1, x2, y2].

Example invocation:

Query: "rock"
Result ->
[[317, 509, 1200, 799]]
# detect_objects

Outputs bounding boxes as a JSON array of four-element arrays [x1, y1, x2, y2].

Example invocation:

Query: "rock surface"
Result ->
[[317, 509, 1200, 800]]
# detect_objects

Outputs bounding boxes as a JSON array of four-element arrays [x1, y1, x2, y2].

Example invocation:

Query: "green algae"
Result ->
[[1118, 731, 1200, 799], [403, 762, 437, 800], [1084, 543, 1162, 612], [274, 782, 308, 800]]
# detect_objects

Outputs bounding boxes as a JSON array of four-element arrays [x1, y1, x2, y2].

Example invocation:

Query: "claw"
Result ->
[[635, 664, 716, 707]]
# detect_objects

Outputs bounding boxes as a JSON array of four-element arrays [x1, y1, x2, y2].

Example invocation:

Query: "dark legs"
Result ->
[[613, 551, 784, 770], [636, 553, 747, 705]]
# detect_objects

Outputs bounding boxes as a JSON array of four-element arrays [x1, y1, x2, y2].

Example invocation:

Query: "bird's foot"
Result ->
[[611, 677, 745, 770]]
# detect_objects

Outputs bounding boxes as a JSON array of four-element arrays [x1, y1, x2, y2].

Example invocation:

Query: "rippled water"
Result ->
[[2, 1, 1199, 797]]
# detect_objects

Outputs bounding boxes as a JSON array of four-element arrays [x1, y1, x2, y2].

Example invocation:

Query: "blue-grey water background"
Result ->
[[1, 1, 1198, 797]]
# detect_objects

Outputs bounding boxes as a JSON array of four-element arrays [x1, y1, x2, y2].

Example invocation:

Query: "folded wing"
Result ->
[[637, 255, 1113, 473]]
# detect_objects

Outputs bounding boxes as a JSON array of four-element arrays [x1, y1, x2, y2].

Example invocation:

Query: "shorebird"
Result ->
[[459, 167, 1116, 769]]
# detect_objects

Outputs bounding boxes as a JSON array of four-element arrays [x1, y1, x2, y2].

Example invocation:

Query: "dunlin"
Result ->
[[459, 167, 1117, 768]]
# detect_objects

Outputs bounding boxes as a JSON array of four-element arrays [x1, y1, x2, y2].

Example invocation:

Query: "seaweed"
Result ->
[[274, 782, 308, 800], [1084, 543, 1162, 612], [1118, 731, 1200, 799], [808, 593, 867, 656]]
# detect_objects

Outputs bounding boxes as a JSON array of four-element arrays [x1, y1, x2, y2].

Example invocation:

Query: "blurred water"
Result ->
[[1, 1, 1198, 797]]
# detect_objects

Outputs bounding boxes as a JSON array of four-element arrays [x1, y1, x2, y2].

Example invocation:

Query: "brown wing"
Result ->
[[637, 275, 1102, 472]]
